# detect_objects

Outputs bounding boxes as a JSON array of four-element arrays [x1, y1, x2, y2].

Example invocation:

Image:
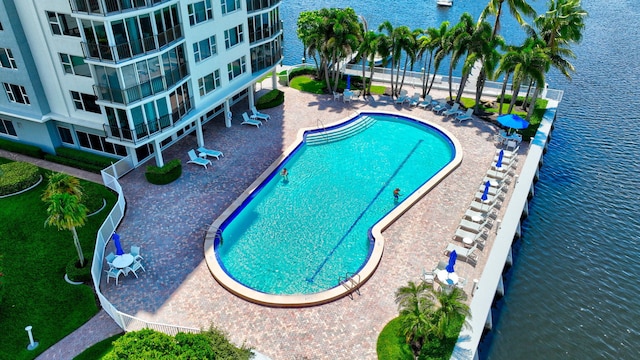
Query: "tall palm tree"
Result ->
[[450, 13, 478, 103], [378, 21, 398, 97], [44, 192, 89, 267], [495, 44, 522, 115], [356, 28, 380, 97], [431, 286, 471, 340], [506, 39, 549, 115], [395, 281, 434, 359], [416, 29, 438, 98], [393, 27, 420, 96], [480, 0, 537, 39], [426, 22, 451, 94], [42, 172, 83, 202]]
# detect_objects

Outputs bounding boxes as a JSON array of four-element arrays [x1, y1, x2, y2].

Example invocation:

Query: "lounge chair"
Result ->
[[187, 149, 212, 169], [198, 146, 224, 160], [469, 198, 500, 212], [486, 168, 512, 182], [432, 101, 448, 114], [444, 243, 478, 266], [394, 95, 408, 104], [474, 191, 504, 204], [455, 108, 474, 122], [417, 95, 434, 109], [453, 228, 488, 250], [464, 207, 498, 223], [409, 94, 421, 107], [458, 217, 492, 233], [442, 103, 461, 118], [250, 106, 270, 121], [241, 112, 262, 127], [495, 148, 518, 162]]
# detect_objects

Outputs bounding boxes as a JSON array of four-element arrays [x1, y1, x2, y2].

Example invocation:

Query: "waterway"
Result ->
[[280, 0, 640, 358]]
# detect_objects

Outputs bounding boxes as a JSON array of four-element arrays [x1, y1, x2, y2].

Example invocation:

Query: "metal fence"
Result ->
[[92, 159, 200, 335]]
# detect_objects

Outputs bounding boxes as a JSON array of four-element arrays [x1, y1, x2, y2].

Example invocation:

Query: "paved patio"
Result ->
[[100, 81, 524, 359]]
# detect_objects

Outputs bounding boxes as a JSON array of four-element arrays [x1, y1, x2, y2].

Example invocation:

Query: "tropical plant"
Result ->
[[481, 0, 537, 39], [504, 38, 550, 116], [355, 16, 381, 96], [44, 192, 88, 267], [42, 172, 83, 202], [426, 22, 451, 95], [416, 28, 438, 98], [395, 281, 434, 358], [430, 287, 471, 340]]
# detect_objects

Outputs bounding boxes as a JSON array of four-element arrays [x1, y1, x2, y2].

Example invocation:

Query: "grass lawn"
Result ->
[[73, 333, 123, 360], [289, 75, 385, 95], [377, 317, 413, 360], [0, 160, 117, 360]]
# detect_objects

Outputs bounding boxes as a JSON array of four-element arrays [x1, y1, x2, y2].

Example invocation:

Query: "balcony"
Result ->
[[82, 26, 182, 63], [70, 0, 171, 15], [246, 0, 281, 13], [94, 65, 188, 105], [104, 96, 193, 144]]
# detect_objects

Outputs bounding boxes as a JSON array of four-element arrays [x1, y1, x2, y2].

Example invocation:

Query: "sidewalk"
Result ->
[[0, 149, 102, 184]]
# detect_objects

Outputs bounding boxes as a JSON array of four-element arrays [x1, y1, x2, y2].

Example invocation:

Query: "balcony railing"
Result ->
[[246, 0, 281, 13], [70, 0, 171, 15], [94, 65, 188, 105], [104, 97, 193, 144], [82, 26, 182, 63]]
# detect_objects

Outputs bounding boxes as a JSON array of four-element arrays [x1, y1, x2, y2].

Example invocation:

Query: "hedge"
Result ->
[[44, 154, 105, 173], [256, 89, 284, 109], [0, 138, 44, 158], [145, 159, 182, 185], [0, 162, 40, 196], [55, 147, 117, 168]]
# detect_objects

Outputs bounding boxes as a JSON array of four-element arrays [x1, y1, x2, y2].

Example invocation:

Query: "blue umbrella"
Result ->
[[481, 181, 490, 202], [112, 232, 124, 255], [496, 149, 504, 168], [346, 75, 351, 90], [446, 250, 457, 273], [497, 114, 529, 130]]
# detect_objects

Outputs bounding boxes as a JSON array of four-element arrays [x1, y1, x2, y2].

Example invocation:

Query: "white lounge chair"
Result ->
[[443, 103, 461, 118], [475, 191, 504, 204], [464, 207, 498, 223], [478, 181, 505, 197], [470, 198, 500, 212], [198, 146, 224, 160], [486, 168, 512, 182], [455, 108, 474, 122], [250, 106, 270, 121], [187, 149, 212, 169], [458, 217, 492, 233], [241, 112, 262, 127], [453, 228, 488, 250], [444, 243, 478, 266]]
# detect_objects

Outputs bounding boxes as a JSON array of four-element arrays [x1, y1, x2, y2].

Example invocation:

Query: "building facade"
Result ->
[[0, 0, 283, 166]]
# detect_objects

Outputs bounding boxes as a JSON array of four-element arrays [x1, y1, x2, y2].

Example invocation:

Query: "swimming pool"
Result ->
[[204, 111, 462, 306]]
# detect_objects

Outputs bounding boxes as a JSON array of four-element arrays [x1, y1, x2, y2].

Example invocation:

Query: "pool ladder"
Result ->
[[339, 272, 361, 300], [316, 118, 329, 143]]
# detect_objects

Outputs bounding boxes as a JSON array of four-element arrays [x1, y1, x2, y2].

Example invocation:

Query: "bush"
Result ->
[[44, 154, 105, 173], [377, 317, 413, 360], [104, 328, 252, 360], [0, 138, 44, 158], [73, 333, 123, 360], [288, 65, 316, 80], [0, 255, 4, 307], [255, 89, 284, 109], [65, 253, 93, 283], [0, 162, 40, 196], [145, 159, 182, 185]]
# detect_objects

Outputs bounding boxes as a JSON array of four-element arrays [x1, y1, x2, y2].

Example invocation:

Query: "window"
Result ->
[[71, 91, 101, 114], [59, 54, 91, 77], [224, 25, 244, 49], [220, 0, 241, 14], [198, 70, 221, 96], [46, 11, 80, 37], [57, 127, 74, 144], [0, 118, 17, 136], [188, 0, 213, 25], [193, 36, 217, 62], [3, 83, 30, 104], [0, 48, 17, 69], [76, 130, 127, 156], [227, 56, 246, 81]]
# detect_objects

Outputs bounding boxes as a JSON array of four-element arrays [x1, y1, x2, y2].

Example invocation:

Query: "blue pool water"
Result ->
[[216, 114, 455, 295]]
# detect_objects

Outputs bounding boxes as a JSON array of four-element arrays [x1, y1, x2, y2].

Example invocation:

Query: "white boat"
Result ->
[[368, 53, 391, 67], [437, 0, 453, 6]]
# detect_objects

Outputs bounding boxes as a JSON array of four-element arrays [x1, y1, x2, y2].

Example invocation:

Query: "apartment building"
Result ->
[[0, 0, 283, 167]]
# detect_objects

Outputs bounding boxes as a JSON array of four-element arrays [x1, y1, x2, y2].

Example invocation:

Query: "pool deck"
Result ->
[[78, 80, 523, 358]]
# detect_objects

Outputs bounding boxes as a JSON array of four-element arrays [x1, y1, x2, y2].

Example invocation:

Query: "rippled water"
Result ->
[[280, 0, 640, 358]]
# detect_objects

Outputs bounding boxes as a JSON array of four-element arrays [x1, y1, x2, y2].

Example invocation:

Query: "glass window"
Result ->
[[193, 36, 217, 62], [198, 70, 221, 96], [0, 118, 17, 136], [0, 48, 17, 69], [188, 0, 213, 26], [57, 126, 74, 144], [3, 83, 30, 105], [59, 53, 91, 77], [70, 91, 101, 114], [224, 25, 244, 49], [220, 0, 241, 14], [46, 11, 80, 37], [227, 56, 246, 81]]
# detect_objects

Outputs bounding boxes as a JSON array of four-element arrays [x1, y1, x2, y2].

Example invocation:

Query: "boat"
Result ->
[[437, 0, 453, 6], [368, 53, 391, 67]]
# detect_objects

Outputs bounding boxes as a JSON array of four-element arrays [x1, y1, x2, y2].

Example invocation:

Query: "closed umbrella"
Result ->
[[496, 149, 504, 169], [346, 75, 351, 90], [112, 232, 124, 255], [446, 250, 457, 273], [481, 181, 490, 202]]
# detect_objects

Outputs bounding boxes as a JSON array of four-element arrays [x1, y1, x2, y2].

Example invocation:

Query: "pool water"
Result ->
[[216, 114, 455, 295]]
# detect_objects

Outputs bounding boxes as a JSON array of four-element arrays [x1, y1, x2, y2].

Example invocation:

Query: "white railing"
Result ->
[[92, 162, 200, 335]]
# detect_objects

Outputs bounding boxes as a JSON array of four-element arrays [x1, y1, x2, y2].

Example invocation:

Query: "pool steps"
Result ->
[[305, 115, 376, 145]]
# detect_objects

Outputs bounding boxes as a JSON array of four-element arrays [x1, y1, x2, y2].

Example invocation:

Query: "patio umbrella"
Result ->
[[497, 114, 529, 131], [481, 181, 490, 202], [496, 149, 504, 169], [346, 75, 351, 90], [446, 250, 457, 273], [112, 232, 124, 255]]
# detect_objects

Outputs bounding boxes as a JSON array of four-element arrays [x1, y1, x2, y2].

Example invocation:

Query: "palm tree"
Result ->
[[426, 22, 451, 95], [416, 29, 438, 98], [395, 281, 435, 358], [495, 44, 522, 115], [355, 17, 380, 97], [42, 172, 83, 202], [44, 192, 89, 267], [450, 13, 478, 103], [378, 21, 398, 97], [430, 286, 471, 340], [393, 27, 420, 96], [480, 0, 537, 39], [506, 39, 549, 116]]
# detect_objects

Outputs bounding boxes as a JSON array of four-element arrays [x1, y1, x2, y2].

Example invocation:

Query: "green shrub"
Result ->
[[44, 154, 105, 173], [65, 253, 93, 283], [0, 255, 4, 307], [0, 162, 40, 196], [144, 159, 182, 185], [104, 328, 252, 360], [0, 138, 44, 158], [55, 147, 117, 168], [256, 89, 284, 109], [288, 65, 316, 80], [377, 317, 413, 360]]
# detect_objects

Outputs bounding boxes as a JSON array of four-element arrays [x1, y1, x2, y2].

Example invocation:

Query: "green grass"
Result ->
[[73, 333, 123, 360], [289, 75, 386, 95], [0, 159, 117, 360], [377, 317, 413, 360]]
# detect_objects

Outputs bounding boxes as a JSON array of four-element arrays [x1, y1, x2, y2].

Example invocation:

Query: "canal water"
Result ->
[[281, 0, 640, 358]]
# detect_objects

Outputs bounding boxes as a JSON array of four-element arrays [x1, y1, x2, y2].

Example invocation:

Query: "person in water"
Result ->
[[281, 168, 289, 181], [393, 188, 401, 203]]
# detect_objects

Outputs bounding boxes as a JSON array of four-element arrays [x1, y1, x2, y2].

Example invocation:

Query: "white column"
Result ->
[[153, 140, 164, 167], [271, 69, 278, 89], [195, 116, 204, 146], [224, 100, 232, 128], [248, 84, 255, 109]]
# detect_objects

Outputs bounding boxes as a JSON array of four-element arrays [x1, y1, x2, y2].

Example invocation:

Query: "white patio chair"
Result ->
[[130, 246, 143, 261], [126, 259, 146, 278], [105, 267, 124, 285]]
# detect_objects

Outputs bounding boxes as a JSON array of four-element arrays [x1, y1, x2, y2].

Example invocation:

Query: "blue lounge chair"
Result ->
[[241, 112, 261, 127], [443, 103, 461, 118], [455, 108, 474, 122], [250, 106, 270, 121], [432, 101, 448, 114], [187, 149, 212, 169], [197, 146, 224, 160]]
